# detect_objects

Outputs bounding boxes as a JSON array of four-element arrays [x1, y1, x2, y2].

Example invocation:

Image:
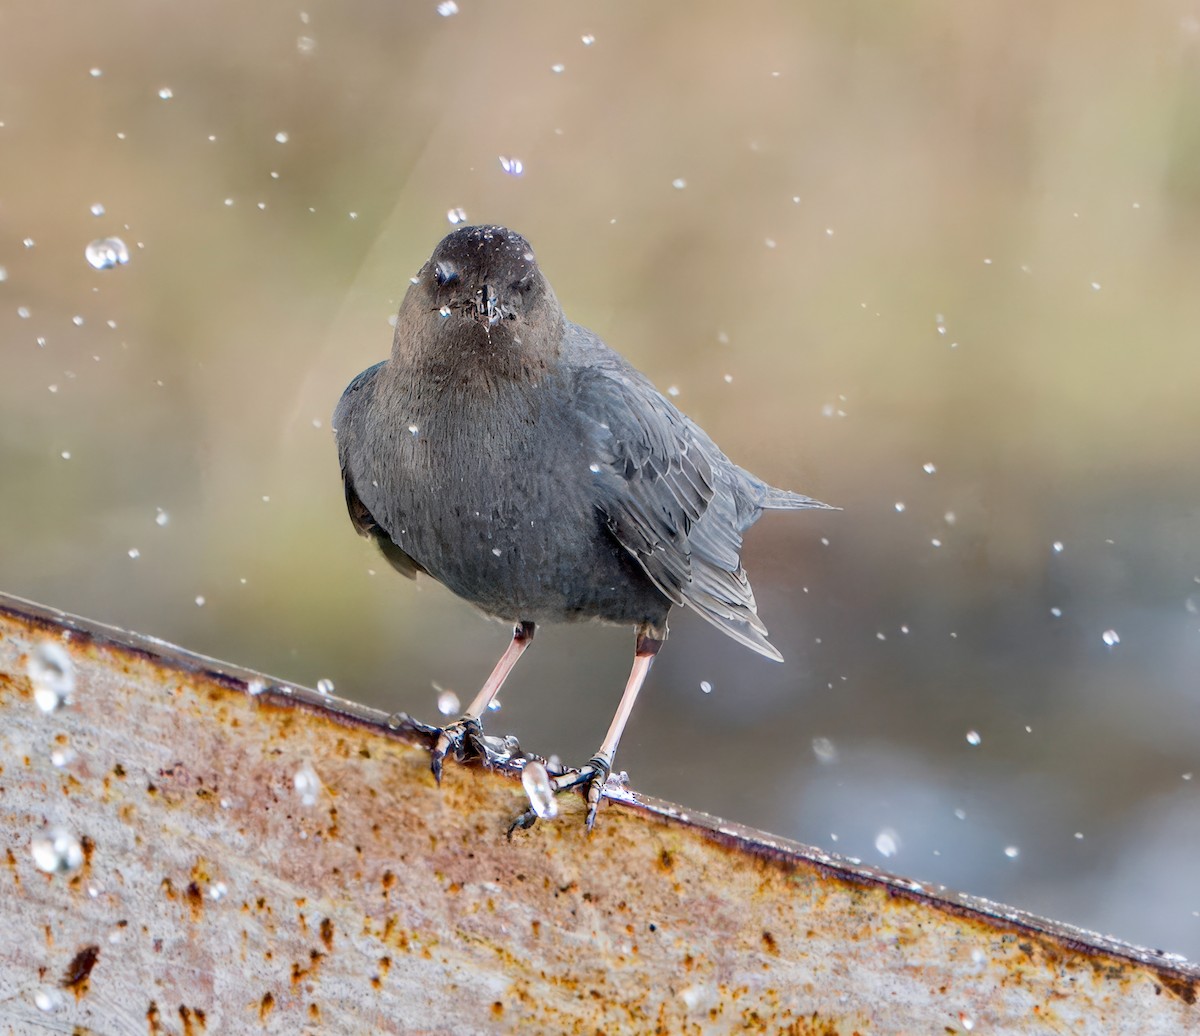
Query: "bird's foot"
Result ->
[[506, 754, 614, 838], [430, 717, 522, 783]]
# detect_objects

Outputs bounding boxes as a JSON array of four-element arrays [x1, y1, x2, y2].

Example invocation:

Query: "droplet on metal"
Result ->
[[521, 759, 558, 820]]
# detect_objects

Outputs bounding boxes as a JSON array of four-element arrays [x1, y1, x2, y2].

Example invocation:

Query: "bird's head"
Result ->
[[393, 226, 563, 377]]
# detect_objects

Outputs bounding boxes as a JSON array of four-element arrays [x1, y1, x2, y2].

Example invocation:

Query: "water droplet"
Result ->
[[700, 680, 712, 694], [247, 679, 266, 697], [407, 423, 420, 435], [588, 462, 601, 474], [447, 207, 467, 225], [23, 237, 35, 248], [811, 737, 838, 764], [1003, 845, 1020, 859], [127, 547, 140, 559], [60, 450, 71, 460], [436, 0, 458, 14], [297, 35, 317, 55], [894, 502, 906, 512], [27, 641, 75, 713], [194, 595, 206, 607], [209, 881, 228, 901], [666, 385, 680, 397], [487, 698, 501, 712], [90, 203, 106, 216], [35, 987, 65, 1013], [1091, 281, 1101, 291], [491, 547, 502, 557], [17, 306, 31, 318], [922, 462, 936, 474], [155, 508, 169, 527], [1101, 628, 1120, 647], [581, 33, 595, 45], [85, 236, 130, 270], [316, 678, 334, 696], [965, 730, 981, 746], [521, 759, 558, 820], [293, 764, 321, 806], [72, 315, 85, 326], [436, 688, 461, 716], [960, 1013, 975, 1031], [498, 155, 524, 176], [158, 86, 174, 100], [438, 306, 451, 319], [930, 538, 942, 548], [954, 808, 967, 820], [1050, 606, 1062, 618], [1052, 540, 1064, 553], [672, 178, 687, 190], [551, 63, 565, 74], [274, 130, 289, 143], [50, 746, 76, 768], [89, 67, 103, 78], [31, 825, 84, 875], [874, 828, 900, 857]]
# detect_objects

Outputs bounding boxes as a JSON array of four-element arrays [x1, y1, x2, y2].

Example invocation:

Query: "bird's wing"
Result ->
[[574, 361, 782, 660], [333, 362, 425, 580]]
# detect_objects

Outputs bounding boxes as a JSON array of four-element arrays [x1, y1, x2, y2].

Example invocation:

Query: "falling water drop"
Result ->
[[436, 688, 461, 716]]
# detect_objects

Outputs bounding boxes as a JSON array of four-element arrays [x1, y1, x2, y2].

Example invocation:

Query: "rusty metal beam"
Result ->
[[0, 592, 1195, 1034]]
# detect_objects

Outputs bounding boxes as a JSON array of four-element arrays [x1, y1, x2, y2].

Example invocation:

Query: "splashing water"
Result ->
[[874, 828, 900, 858], [31, 825, 84, 875], [27, 641, 75, 713], [293, 764, 321, 806], [84, 237, 130, 270], [521, 759, 558, 820]]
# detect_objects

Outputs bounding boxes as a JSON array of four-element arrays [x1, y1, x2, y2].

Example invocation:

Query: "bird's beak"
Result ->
[[474, 284, 501, 328]]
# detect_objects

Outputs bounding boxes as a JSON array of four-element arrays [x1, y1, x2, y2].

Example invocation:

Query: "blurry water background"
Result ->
[[2, 0, 1199, 958]]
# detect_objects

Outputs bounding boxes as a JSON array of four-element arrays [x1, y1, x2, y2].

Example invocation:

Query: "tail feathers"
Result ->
[[759, 486, 838, 511]]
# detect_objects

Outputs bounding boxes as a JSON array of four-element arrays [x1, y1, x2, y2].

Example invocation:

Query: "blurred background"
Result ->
[[2, 0, 1199, 958]]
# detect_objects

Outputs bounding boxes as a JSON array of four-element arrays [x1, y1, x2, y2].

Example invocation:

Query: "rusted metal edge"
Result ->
[[2, 588, 1196, 995]]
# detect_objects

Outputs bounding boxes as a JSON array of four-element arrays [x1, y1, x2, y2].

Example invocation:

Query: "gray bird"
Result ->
[[333, 225, 830, 830]]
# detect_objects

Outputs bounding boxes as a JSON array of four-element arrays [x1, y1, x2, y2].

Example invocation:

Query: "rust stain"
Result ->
[[60, 944, 99, 999], [146, 1000, 161, 1035], [178, 1004, 207, 1035], [258, 991, 275, 1021], [319, 916, 334, 952]]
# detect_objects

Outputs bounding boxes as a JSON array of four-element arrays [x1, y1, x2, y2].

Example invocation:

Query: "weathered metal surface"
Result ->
[[0, 593, 1195, 1035]]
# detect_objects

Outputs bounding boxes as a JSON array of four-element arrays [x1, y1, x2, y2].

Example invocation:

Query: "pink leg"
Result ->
[[554, 626, 665, 832], [431, 621, 534, 782]]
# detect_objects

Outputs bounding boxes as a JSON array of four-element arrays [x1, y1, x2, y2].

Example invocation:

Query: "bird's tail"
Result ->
[[759, 486, 838, 511]]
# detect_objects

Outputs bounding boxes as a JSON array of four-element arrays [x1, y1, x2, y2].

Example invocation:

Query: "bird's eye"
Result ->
[[434, 262, 458, 287]]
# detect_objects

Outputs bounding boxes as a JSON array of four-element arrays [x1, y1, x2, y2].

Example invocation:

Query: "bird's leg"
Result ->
[[431, 621, 534, 783], [508, 624, 664, 835]]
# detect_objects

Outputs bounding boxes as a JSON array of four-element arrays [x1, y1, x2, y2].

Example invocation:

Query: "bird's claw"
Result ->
[[429, 716, 486, 783], [506, 754, 613, 836]]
